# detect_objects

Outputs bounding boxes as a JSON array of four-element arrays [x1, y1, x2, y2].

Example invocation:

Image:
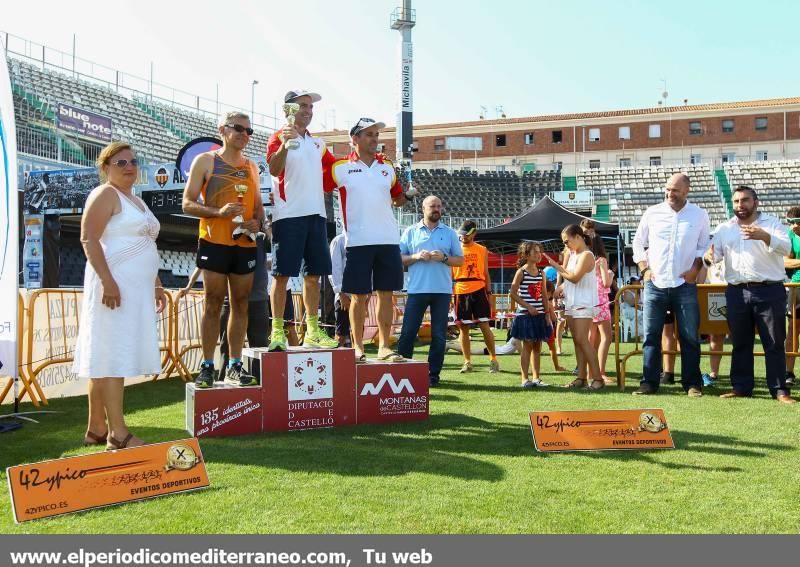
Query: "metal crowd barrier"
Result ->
[[613, 282, 800, 391]]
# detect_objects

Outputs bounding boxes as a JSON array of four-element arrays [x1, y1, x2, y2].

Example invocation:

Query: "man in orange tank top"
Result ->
[[182, 111, 265, 388], [452, 220, 499, 373]]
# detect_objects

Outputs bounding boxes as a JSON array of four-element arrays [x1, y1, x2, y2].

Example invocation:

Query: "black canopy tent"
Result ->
[[476, 196, 620, 251], [475, 196, 623, 292]]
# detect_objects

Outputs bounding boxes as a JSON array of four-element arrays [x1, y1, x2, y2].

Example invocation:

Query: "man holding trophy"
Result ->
[[323, 118, 416, 362], [266, 90, 338, 351], [182, 111, 265, 387]]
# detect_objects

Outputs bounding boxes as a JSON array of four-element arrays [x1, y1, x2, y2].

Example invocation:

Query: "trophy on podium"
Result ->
[[232, 184, 264, 241], [282, 103, 301, 150]]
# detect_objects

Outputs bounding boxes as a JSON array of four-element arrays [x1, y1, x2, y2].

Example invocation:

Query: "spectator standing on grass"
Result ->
[[631, 173, 710, 397]]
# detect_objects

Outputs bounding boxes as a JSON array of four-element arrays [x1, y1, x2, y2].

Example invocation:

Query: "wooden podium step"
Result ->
[[186, 382, 263, 438], [247, 346, 357, 432], [185, 346, 429, 437]]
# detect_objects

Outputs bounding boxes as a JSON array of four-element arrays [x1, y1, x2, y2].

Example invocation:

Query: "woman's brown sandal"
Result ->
[[105, 433, 142, 451], [83, 430, 108, 446], [565, 378, 587, 388]]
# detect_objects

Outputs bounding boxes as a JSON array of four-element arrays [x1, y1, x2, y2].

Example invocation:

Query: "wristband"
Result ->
[[441, 254, 449, 264], [640, 267, 650, 276]]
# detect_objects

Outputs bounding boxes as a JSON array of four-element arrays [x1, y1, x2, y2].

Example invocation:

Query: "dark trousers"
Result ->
[[397, 293, 451, 377], [642, 281, 702, 391], [725, 283, 789, 397]]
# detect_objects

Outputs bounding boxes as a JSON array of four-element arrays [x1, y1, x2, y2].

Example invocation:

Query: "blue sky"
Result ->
[[3, 0, 799, 130]]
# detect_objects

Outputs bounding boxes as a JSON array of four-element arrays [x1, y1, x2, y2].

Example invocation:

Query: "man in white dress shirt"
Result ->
[[705, 186, 795, 404], [632, 173, 710, 396]]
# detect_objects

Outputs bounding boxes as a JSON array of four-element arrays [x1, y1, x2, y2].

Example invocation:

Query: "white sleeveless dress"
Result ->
[[73, 187, 161, 378], [564, 251, 598, 319]]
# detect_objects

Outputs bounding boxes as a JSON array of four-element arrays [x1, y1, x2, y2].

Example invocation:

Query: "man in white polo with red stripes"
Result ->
[[323, 118, 415, 363], [267, 89, 338, 351]]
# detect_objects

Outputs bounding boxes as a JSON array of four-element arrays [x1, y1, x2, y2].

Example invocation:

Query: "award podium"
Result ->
[[186, 347, 429, 437]]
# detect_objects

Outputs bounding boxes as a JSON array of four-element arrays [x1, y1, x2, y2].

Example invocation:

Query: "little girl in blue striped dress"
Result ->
[[509, 241, 556, 388]]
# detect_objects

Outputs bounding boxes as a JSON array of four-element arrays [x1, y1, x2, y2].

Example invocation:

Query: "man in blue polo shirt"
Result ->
[[397, 195, 464, 386]]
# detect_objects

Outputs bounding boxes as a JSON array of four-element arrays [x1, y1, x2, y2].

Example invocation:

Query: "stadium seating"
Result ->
[[578, 164, 729, 229], [723, 160, 800, 219], [9, 58, 269, 165], [403, 168, 561, 222]]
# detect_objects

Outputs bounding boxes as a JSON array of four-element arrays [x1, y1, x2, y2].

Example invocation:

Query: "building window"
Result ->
[[434, 138, 445, 151], [690, 154, 702, 165], [524, 132, 535, 145], [589, 128, 600, 142], [649, 156, 661, 166], [552, 130, 562, 144], [648, 124, 661, 138], [722, 119, 735, 133], [495, 134, 506, 147], [755, 117, 768, 131], [618, 126, 630, 140], [689, 121, 702, 135], [619, 158, 631, 167], [589, 160, 601, 169], [721, 152, 736, 163], [756, 150, 768, 161]]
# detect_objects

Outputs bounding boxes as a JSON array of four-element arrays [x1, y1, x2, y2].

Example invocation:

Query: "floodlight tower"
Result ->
[[391, 0, 416, 163]]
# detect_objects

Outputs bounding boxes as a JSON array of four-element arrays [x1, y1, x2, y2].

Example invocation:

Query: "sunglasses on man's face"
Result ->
[[226, 124, 254, 135], [110, 158, 139, 168], [787, 217, 800, 225]]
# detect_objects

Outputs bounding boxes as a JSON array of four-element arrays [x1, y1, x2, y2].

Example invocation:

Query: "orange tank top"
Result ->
[[453, 241, 488, 294], [199, 153, 258, 248]]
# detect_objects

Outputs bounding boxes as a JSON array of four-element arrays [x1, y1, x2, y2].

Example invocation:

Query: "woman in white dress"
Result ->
[[546, 224, 603, 390], [73, 142, 166, 450]]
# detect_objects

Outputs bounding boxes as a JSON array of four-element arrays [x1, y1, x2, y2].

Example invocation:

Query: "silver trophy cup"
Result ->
[[282, 103, 301, 150]]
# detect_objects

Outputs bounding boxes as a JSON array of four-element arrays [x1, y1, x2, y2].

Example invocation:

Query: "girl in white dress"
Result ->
[[546, 224, 603, 390], [72, 142, 166, 450]]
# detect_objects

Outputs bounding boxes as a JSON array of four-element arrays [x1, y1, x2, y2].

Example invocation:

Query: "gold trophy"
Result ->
[[231, 184, 262, 241], [282, 102, 301, 150]]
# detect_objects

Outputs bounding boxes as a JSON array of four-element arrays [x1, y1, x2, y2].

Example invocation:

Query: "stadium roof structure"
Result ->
[[476, 196, 620, 254]]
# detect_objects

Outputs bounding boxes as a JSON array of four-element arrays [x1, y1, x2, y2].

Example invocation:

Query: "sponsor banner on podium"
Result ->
[[7, 439, 209, 523], [247, 347, 356, 432], [356, 360, 429, 424], [186, 383, 263, 438], [529, 409, 674, 452]]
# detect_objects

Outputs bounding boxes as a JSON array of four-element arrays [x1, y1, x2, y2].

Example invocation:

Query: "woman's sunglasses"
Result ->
[[110, 158, 139, 168], [226, 123, 254, 135]]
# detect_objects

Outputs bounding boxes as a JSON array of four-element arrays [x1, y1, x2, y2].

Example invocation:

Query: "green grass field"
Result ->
[[2, 339, 799, 534]]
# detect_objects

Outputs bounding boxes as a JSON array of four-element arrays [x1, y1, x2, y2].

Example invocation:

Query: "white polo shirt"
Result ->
[[324, 152, 403, 247], [267, 130, 335, 222]]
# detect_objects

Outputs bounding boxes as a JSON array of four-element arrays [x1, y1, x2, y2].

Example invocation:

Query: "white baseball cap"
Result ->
[[284, 90, 322, 103], [350, 117, 386, 136]]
